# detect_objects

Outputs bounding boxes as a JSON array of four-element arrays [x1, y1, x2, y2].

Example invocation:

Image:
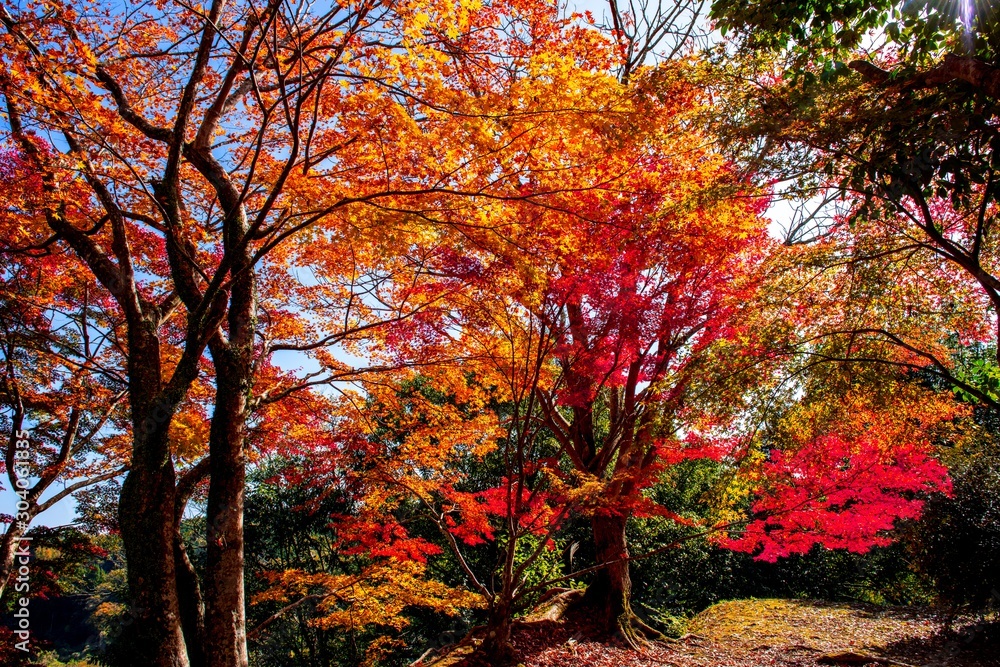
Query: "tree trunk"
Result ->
[[480, 600, 515, 664], [585, 513, 658, 647], [118, 464, 188, 667], [202, 263, 253, 667], [0, 518, 29, 601], [174, 457, 209, 666], [587, 513, 631, 627], [116, 331, 189, 667], [175, 534, 206, 667], [203, 376, 248, 667]]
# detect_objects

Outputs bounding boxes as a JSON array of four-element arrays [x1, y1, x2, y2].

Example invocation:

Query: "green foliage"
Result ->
[[711, 0, 1000, 65], [244, 458, 375, 667], [951, 344, 1000, 404], [77, 535, 128, 653], [29, 652, 99, 666], [905, 437, 1000, 611], [708, 0, 1000, 266], [510, 533, 569, 613]]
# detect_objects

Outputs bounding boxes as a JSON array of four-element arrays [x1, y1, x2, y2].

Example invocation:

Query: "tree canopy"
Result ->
[[0, 1, 996, 666]]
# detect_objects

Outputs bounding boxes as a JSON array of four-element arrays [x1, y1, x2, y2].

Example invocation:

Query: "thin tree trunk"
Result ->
[[0, 518, 29, 601], [175, 533, 207, 667], [174, 456, 210, 667]]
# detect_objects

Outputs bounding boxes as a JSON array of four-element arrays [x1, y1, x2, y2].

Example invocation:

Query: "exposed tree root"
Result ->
[[413, 588, 675, 666], [613, 610, 669, 649], [409, 625, 482, 667], [530, 586, 669, 650]]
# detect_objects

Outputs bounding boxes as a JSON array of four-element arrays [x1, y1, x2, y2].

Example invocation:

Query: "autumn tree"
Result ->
[[519, 88, 768, 647], [213, 364, 507, 665], [392, 55, 965, 647], [0, 246, 127, 601], [340, 61, 776, 645], [722, 366, 958, 563], [323, 348, 567, 660], [247, 60, 748, 653]]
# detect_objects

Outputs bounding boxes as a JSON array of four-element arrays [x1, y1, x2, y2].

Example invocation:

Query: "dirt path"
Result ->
[[433, 599, 999, 667]]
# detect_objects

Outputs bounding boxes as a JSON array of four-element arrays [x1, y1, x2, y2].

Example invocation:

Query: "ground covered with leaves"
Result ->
[[430, 599, 999, 667]]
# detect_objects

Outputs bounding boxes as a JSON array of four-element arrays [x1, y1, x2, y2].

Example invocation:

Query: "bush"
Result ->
[[627, 458, 932, 621], [907, 440, 1000, 612]]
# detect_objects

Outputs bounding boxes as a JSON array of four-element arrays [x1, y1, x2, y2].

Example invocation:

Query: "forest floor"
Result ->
[[431, 598, 1000, 667]]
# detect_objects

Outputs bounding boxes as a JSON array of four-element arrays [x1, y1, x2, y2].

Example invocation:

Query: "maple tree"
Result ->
[[244, 60, 766, 655], [723, 373, 958, 563], [385, 66, 976, 653], [243, 295, 559, 653], [306, 61, 779, 650], [324, 366, 565, 660], [259, 322, 581, 660], [487, 78, 771, 644], [248, 375, 499, 661], [0, 144, 132, 602]]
